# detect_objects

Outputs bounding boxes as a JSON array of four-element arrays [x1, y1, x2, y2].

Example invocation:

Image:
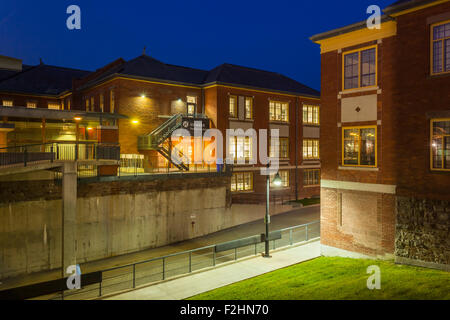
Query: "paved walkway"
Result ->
[[105, 240, 321, 300], [1, 205, 319, 290]]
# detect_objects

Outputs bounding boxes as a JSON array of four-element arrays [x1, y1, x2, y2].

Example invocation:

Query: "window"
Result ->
[[231, 172, 253, 192], [186, 96, 197, 114], [26, 101, 37, 108], [342, 126, 377, 167], [431, 21, 450, 75], [85, 98, 89, 111], [303, 105, 320, 125], [229, 136, 252, 161], [2, 100, 13, 107], [303, 169, 320, 186], [100, 94, 104, 112], [48, 102, 60, 110], [269, 101, 289, 122], [110, 90, 115, 113], [343, 46, 377, 90], [245, 97, 253, 119], [68, 99, 71, 110], [90, 97, 95, 112], [270, 138, 289, 159], [270, 170, 289, 188], [229, 95, 237, 118], [303, 139, 319, 160], [431, 119, 450, 170]]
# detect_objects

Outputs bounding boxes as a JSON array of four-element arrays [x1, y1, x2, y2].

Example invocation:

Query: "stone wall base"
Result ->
[[395, 256, 450, 272]]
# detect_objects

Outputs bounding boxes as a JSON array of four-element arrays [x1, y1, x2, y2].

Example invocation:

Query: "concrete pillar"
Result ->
[[97, 125, 119, 176], [62, 162, 77, 279]]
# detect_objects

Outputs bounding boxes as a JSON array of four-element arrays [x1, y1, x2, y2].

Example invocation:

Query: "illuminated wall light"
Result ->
[[132, 120, 139, 125], [87, 127, 93, 131], [74, 117, 82, 121], [141, 94, 146, 98]]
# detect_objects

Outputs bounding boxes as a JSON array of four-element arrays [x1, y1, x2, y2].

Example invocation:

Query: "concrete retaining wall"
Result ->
[[0, 173, 296, 279]]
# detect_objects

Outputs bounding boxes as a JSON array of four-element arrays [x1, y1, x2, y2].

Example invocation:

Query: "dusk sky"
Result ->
[[0, 0, 394, 91]]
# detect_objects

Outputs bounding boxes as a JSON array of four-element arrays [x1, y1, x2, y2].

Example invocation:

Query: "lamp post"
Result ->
[[264, 169, 282, 258]]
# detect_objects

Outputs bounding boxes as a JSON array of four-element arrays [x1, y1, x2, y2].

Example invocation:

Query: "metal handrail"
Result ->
[[101, 220, 319, 278]]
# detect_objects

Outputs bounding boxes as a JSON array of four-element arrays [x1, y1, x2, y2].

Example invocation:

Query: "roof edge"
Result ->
[[384, 0, 442, 14], [310, 15, 394, 42]]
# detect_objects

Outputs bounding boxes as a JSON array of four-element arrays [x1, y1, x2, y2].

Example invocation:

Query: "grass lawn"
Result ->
[[188, 257, 450, 300], [291, 198, 320, 206]]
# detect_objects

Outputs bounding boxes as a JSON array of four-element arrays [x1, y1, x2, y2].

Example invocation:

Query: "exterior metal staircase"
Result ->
[[138, 113, 208, 171]]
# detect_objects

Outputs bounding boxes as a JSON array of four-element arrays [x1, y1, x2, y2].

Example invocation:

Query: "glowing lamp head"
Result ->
[[74, 117, 82, 121], [87, 127, 93, 131], [272, 172, 283, 187], [132, 120, 139, 125], [141, 94, 146, 98]]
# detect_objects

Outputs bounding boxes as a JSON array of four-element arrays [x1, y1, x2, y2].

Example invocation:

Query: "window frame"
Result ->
[[430, 118, 450, 171], [430, 20, 450, 76], [269, 137, 289, 159], [187, 96, 197, 115], [303, 104, 320, 125], [270, 170, 289, 188], [229, 136, 253, 161], [26, 101, 37, 109], [2, 99, 13, 107], [244, 96, 253, 120], [341, 125, 378, 168], [48, 102, 61, 110], [303, 169, 320, 186], [269, 100, 289, 123], [303, 139, 320, 160], [229, 95, 238, 118], [342, 44, 378, 91], [231, 171, 254, 192]]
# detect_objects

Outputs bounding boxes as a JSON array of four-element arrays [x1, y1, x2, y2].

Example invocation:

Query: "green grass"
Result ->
[[188, 257, 450, 300], [291, 198, 320, 206]]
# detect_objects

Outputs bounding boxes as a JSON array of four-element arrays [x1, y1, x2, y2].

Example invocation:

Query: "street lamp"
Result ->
[[264, 170, 282, 258]]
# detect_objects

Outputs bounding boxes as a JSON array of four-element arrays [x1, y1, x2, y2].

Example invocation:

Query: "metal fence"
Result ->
[[42, 220, 319, 300], [0, 142, 120, 168]]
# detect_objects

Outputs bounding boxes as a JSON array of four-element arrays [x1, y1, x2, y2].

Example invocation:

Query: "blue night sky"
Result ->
[[0, 0, 394, 91]]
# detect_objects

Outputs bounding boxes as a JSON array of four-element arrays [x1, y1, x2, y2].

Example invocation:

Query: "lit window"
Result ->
[[343, 46, 377, 90], [303, 139, 319, 160], [229, 136, 252, 161], [100, 94, 104, 112], [269, 101, 289, 122], [110, 90, 115, 113], [245, 97, 253, 119], [231, 172, 253, 192], [303, 169, 320, 186], [68, 99, 71, 110], [229, 95, 237, 118], [26, 101, 37, 108], [90, 97, 95, 112], [431, 21, 450, 75], [85, 99, 90, 111], [48, 102, 60, 110], [270, 170, 289, 188], [2, 100, 13, 107], [342, 126, 376, 167], [187, 96, 197, 114], [431, 119, 450, 170], [270, 138, 289, 159], [303, 105, 320, 125]]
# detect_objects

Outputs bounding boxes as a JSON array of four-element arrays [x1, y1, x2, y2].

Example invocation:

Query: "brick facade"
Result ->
[[314, 1, 450, 264]]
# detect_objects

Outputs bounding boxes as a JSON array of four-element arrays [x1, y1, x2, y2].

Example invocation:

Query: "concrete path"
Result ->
[[105, 240, 320, 300], [1, 205, 319, 290]]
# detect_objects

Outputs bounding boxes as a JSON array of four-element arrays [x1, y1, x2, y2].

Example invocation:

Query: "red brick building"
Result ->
[[0, 53, 321, 203], [311, 0, 450, 269]]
